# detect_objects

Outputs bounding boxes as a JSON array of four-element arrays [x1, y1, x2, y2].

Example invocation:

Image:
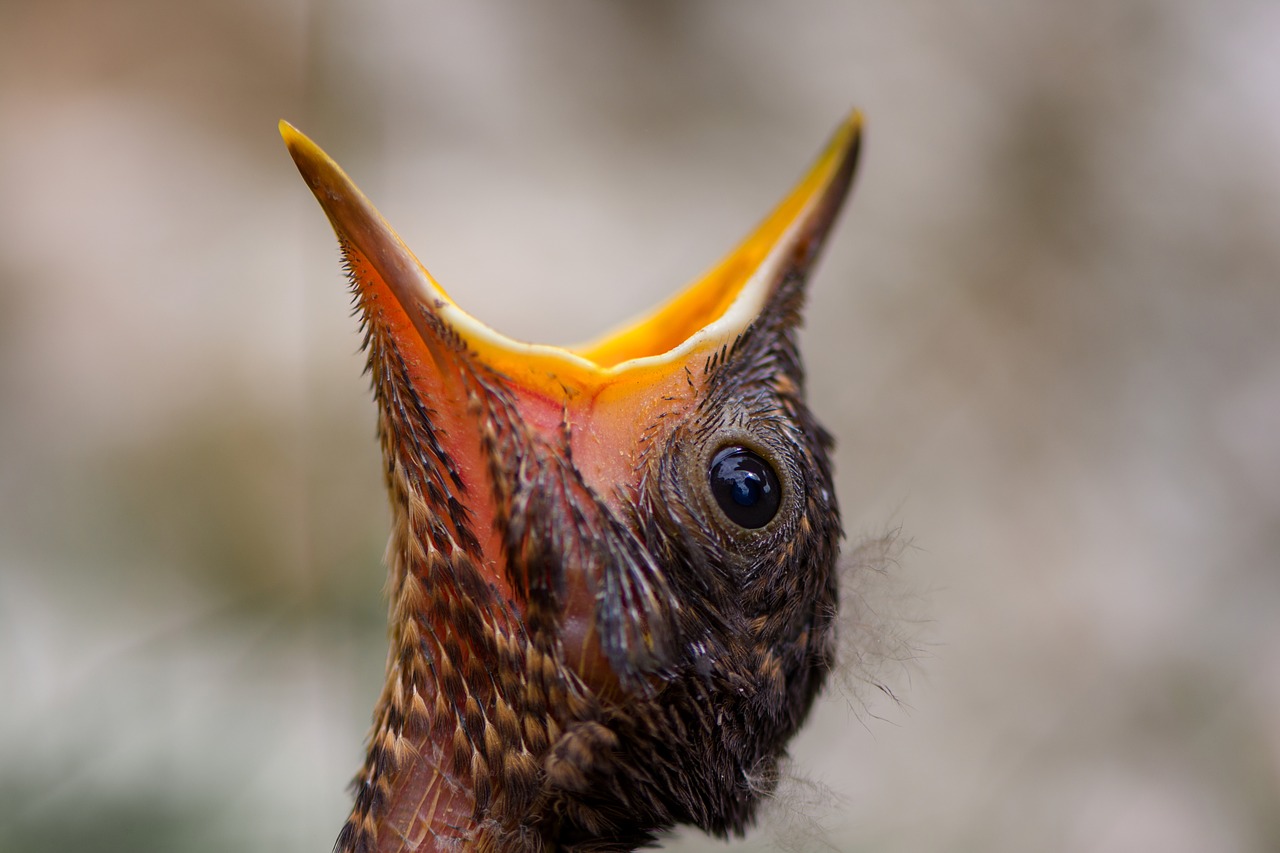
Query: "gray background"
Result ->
[[2, 2, 1278, 851]]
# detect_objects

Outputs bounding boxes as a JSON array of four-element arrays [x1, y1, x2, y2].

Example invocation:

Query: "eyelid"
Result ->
[[693, 430, 798, 542]]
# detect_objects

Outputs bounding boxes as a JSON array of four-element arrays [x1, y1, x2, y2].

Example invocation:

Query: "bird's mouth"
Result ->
[[280, 116, 858, 381], [281, 116, 858, 518]]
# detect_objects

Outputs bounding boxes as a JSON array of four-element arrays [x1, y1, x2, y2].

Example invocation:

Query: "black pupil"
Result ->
[[709, 446, 781, 529]]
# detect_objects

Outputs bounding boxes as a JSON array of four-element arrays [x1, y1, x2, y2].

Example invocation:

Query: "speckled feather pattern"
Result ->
[[330, 133, 856, 852]]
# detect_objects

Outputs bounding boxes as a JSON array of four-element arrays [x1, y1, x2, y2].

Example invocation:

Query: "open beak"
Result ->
[[281, 112, 859, 514]]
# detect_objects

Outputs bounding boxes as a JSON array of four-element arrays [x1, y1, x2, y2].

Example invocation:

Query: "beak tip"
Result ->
[[837, 109, 864, 167], [278, 119, 299, 150], [276, 119, 311, 167], [277, 121, 354, 224]]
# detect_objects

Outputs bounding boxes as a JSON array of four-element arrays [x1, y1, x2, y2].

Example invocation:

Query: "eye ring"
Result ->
[[708, 445, 783, 529]]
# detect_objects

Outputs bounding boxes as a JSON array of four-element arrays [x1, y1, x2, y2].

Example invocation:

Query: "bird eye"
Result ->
[[708, 446, 782, 529]]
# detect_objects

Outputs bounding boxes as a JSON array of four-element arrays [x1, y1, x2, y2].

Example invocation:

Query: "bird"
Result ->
[[281, 110, 862, 853]]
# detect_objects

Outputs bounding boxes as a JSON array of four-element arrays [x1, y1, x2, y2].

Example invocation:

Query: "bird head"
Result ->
[[282, 112, 861, 852]]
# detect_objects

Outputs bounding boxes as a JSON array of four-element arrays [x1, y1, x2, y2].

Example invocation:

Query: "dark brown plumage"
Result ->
[[281, 112, 861, 852]]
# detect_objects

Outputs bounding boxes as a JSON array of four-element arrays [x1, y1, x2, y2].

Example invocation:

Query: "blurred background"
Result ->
[[2, 1, 1278, 851]]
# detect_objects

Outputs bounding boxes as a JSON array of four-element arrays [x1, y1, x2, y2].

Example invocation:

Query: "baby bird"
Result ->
[[282, 112, 861, 852]]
